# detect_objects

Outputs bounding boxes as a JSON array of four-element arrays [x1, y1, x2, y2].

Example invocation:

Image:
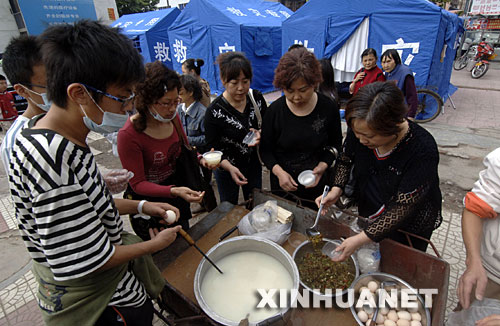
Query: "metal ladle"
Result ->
[[305, 185, 330, 238], [369, 280, 397, 326]]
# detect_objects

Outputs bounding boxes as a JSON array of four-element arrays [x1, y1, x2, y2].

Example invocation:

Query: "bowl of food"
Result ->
[[350, 272, 431, 326], [194, 236, 300, 325], [297, 170, 316, 187], [203, 150, 223, 167], [292, 238, 359, 298]]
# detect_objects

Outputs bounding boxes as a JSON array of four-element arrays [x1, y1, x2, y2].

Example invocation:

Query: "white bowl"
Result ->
[[203, 151, 223, 166], [298, 170, 316, 186]]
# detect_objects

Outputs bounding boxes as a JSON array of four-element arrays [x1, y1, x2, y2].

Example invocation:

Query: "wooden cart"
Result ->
[[153, 190, 450, 326]]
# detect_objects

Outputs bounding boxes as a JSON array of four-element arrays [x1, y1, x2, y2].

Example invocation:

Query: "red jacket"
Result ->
[[0, 92, 18, 120], [352, 66, 385, 95]]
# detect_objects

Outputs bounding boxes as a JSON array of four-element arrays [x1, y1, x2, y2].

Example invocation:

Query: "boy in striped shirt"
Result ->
[[7, 20, 182, 325]]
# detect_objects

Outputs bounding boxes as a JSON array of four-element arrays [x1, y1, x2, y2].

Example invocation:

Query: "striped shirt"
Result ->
[[1, 115, 29, 175], [8, 116, 146, 307]]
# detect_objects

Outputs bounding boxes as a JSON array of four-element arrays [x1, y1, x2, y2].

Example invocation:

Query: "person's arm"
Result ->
[[204, 102, 222, 157], [458, 207, 488, 309], [97, 225, 181, 272], [458, 151, 500, 309], [349, 71, 360, 94], [404, 75, 418, 118], [259, 100, 279, 171], [117, 127, 174, 198], [363, 147, 439, 242]]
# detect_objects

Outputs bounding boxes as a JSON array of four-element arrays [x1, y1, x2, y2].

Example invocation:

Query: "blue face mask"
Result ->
[[23, 86, 52, 112], [149, 108, 177, 123], [80, 88, 128, 134]]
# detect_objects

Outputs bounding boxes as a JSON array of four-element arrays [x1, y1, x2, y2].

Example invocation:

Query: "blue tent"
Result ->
[[168, 0, 292, 94], [282, 0, 463, 119], [112, 8, 181, 69]]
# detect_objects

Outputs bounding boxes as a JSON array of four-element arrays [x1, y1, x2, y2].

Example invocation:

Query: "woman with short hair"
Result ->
[[260, 48, 342, 206], [178, 74, 207, 152], [381, 49, 418, 119], [117, 61, 208, 240], [317, 81, 442, 259], [349, 48, 385, 95]]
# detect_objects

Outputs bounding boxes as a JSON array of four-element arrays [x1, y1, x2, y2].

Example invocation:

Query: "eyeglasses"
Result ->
[[82, 84, 135, 108], [156, 98, 181, 108]]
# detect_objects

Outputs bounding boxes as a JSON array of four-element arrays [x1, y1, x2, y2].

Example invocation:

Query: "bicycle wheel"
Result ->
[[414, 89, 443, 123], [453, 55, 468, 70], [471, 62, 489, 79]]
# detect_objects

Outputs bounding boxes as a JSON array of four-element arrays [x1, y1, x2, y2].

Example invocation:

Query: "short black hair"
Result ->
[[2, 35, 42, 87], [182, 58, 204, 76], [361, 48, 378, 60], [217, 51, 252, 83], [345, 81, 407, 136], [180, 74, 202, 102], [288, 43, 305, 52], [381, 49, 402, 66], [0, 75, 6, 81], [38, 20, 144, 108]]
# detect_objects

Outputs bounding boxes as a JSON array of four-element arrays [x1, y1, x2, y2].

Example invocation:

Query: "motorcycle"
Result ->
[[470, 41, 496, 79]]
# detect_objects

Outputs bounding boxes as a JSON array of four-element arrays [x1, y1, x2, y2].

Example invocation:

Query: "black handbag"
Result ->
[[172, 117, 218, 212]]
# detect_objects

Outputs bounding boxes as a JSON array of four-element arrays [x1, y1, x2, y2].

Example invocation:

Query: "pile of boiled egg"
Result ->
[[356, 281, 423, 326]]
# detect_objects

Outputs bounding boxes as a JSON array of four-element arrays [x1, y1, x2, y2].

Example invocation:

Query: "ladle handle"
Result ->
[[179, 228, 195, 246], [316, 185, 330, 218]]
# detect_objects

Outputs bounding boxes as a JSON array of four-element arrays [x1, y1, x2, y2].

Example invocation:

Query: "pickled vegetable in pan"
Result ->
[[298, 251, 356, 293]]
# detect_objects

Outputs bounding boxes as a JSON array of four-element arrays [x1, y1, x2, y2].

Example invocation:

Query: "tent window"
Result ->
[[132, 36, 142, 54], [254, 31, 273, 57]]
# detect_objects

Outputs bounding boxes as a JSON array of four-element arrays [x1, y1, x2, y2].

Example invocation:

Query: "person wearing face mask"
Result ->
[[117, 61, 211, 240], [349, 48, 385, 95], [1, 35, 132, 195], [260, 48, 342, 207], [7, 21, 183, 325], [1, 36, 49, 174], [204, 52, 268, 205]]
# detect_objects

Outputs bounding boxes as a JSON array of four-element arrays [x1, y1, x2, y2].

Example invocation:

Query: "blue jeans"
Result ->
[[214, 159, 262, 205]]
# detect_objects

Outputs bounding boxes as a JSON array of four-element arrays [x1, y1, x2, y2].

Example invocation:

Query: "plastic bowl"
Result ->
[[298, 170, 316, 187], [203, 151, 223, 166]]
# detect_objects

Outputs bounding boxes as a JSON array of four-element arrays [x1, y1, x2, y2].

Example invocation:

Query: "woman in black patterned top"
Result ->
[[204, 52, 267, 204], [316, 82, 442, 260], [260, 48, 342, 206]]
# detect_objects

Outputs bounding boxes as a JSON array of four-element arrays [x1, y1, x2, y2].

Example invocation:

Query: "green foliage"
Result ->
[[116, 0, 160, 16]]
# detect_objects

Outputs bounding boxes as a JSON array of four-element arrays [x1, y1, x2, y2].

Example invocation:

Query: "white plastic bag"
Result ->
[[238, 201, 292, 245], [356, 242, 381, 273], [446, 298, 500, 326]]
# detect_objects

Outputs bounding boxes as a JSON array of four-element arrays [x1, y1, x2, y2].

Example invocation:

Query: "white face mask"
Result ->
[[22, 86, 51, 111], [80, 87, 128, 134], [149, 107, 177, 123]]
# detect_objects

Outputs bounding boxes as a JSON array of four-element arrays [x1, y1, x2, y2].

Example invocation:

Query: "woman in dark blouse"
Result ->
[[260, 48, 342, 206], [317, 81, 442, 260], [204, 52, 267, 205]]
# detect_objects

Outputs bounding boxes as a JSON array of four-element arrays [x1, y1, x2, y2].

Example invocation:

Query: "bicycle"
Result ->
[[414, 86, 446, 123], [453, 44, 478, 71]]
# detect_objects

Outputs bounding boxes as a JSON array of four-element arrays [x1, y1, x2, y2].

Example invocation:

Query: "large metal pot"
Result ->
[[292, 239, 360, 299], [194, 236, 300, 326]]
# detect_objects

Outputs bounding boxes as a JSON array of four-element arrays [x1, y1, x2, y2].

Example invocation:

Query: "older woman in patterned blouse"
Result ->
[[316, 81, 442, 261]]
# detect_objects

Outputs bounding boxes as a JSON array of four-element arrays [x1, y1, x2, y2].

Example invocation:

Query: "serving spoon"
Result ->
[[305, 185, 330, 239]]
